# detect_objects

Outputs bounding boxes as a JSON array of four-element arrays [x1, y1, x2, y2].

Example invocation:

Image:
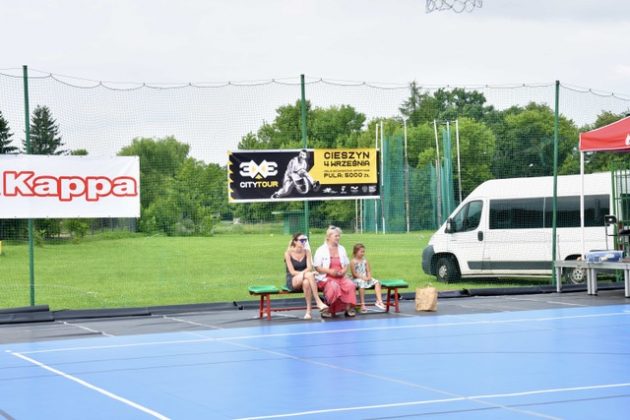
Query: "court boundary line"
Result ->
[[16, 308, 630, 355], [162, 315, 223, 329], [63, 321, 115, 337], [232, 383, 630, 420], [9, 351, 169, 420]]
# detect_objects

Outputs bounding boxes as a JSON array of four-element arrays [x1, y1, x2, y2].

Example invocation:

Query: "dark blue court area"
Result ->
[[1, 291, 629, 419]]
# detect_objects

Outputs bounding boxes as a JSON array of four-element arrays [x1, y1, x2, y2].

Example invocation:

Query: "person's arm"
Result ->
[[305, 250, 313, 272], [316, 264, 337, 276], [315, 260, 341, 277], [337, 246, 349, 276], [365, 259, 372, 280], [350, 259, 359, 279], [313, 247, 326, 274]]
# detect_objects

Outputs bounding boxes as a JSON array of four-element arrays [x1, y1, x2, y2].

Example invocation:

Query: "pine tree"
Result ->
[[0, 110, 17, 154], [24, 105, 66, 155]]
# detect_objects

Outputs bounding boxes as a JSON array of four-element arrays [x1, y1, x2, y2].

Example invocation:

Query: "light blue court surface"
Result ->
[[1, 305, 629, 419]]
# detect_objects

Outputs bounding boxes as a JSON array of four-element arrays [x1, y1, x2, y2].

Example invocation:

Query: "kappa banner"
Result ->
[[0, 155, 140, 218], [228, 148, 379, 203]]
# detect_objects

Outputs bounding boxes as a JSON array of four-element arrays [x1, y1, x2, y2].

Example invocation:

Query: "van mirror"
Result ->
[[445, 218, 453, 233]]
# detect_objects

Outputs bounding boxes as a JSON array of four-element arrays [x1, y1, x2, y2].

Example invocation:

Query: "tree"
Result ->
[[399, 82, 440, 126], [24, 105, 66, 155], [400, 83, 494, 126], [492, 103, 578, 179], [140, 158, 228, 236], [0, 110, 17, 154], [238, 101, 365, 150], [118, 136, 190, 210], [70, 149, 88, 156]]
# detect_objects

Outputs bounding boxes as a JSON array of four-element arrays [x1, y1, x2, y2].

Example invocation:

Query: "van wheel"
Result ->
[[563, 267, 586, 285], [436, 257, 460, 283]]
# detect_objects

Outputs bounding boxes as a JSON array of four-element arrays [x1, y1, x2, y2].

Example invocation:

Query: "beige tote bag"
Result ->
[[415, 286, 438, 311]]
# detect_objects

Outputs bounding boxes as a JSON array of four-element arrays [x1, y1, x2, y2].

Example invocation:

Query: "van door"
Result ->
[[483, 197, 550, 276], [446, 199, 486, 276]]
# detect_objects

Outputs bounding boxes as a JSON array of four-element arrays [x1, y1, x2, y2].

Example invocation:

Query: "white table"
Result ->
[[554, 260, 630, 297]]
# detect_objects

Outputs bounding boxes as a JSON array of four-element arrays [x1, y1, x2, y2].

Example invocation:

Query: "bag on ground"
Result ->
[[415, 286, 438, 312]]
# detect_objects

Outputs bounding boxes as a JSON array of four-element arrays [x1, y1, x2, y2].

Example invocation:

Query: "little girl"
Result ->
[[350, 243, 386, 313]]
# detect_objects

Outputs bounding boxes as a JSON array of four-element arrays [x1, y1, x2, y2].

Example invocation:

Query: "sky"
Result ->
[[1, 0, 630, 164], [2, 0, 630, 93]]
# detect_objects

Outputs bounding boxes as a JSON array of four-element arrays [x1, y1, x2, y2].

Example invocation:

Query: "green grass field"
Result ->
[[0, 232, 549, 310]]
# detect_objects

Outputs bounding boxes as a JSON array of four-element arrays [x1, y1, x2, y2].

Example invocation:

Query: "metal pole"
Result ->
[[375, 122, 379, 233], [359, 200, 363, 233], [380, 120, 386, 234], [403, 118, 410, 233], [300, 74, 309, 236], [580, 151, 585, 258], [446, 121, 451, 214], [551, 80, 560, 287], [23, 65, 35, 306], [433, 120, 442, 224], [455, 119, 463, 204]]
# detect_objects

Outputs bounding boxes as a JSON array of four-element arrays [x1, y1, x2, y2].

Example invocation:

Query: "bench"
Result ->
[[248, 279, 409, 320]]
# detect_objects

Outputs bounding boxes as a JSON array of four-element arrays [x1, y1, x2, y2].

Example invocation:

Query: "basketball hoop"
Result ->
[[426, 0, 483, 13]]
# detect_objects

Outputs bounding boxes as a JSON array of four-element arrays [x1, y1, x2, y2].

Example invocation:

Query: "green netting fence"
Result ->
[[1, 68, 630, 311]]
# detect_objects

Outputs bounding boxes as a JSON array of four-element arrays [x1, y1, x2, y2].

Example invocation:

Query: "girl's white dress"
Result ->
[[352, 258, 379, 288]]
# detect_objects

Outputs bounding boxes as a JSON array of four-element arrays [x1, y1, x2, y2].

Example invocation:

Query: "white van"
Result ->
[[421, 172, 614, 283]]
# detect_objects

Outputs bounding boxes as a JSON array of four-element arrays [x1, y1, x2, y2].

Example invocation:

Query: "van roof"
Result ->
[[468, 172, 611, 199]]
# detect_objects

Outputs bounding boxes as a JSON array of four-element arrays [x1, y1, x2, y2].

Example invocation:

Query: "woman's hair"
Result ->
[[325, 225, 342, 240], [352, 243, 365, 257], [287, 232, 305, 252]]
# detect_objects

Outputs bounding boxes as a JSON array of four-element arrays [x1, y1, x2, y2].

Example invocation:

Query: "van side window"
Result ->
[[547, 194, 609, 227], [490, 198, 544, 229], [451, 200, 482, 233], [490, 194, 610, 230]]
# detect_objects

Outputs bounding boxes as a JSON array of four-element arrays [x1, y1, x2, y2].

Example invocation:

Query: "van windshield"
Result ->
[[451, 200, 483, 233]]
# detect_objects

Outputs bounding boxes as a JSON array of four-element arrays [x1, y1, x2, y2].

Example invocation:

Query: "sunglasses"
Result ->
[[298, 238, 308, 243]]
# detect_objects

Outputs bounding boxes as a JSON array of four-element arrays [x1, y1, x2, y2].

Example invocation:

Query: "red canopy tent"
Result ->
[[576, 116, 630, 256], [579, 115, 630, 152]]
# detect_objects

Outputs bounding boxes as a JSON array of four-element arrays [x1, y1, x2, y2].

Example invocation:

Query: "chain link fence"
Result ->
[[1, 68, 629, 310]]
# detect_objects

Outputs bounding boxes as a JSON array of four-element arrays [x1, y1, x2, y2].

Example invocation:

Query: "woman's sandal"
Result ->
[[345, 309, 356, 317], [304, 313, 312, 320], [320, 307, 332, 318]]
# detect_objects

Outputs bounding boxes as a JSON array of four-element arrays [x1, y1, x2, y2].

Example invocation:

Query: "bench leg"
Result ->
[[265, 294, 272, 320], [392, 288, 400, 313], [384, 288, 401, 313], [257, 294, 272, 320], [258, 295, 264, 319]]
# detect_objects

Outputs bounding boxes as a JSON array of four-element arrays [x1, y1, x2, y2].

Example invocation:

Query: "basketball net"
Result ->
[[426, 0, 483, 13]]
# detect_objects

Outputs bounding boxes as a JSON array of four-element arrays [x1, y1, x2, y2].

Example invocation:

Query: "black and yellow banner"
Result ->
[[228, 148, 379, 203]]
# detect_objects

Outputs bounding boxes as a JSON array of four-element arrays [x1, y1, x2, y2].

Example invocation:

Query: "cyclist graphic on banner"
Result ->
[[271, 149, 320, 199]]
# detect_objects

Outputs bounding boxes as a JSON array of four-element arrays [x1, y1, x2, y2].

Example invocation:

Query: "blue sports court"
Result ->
[[1, 291, 629, 419]]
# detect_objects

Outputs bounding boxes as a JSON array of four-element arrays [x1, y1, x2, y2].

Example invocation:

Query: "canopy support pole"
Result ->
[[580, 151, 585, 258]]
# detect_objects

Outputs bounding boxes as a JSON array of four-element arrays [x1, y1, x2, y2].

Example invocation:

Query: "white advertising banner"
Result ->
[[0, 155, 140, 218]]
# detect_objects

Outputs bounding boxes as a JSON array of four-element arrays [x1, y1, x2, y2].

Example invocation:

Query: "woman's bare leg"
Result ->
[[301, 277, 313, 314], [374, 281, 384, 304], [292, 274, 312, 319], [305, 272, 327, 310]]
